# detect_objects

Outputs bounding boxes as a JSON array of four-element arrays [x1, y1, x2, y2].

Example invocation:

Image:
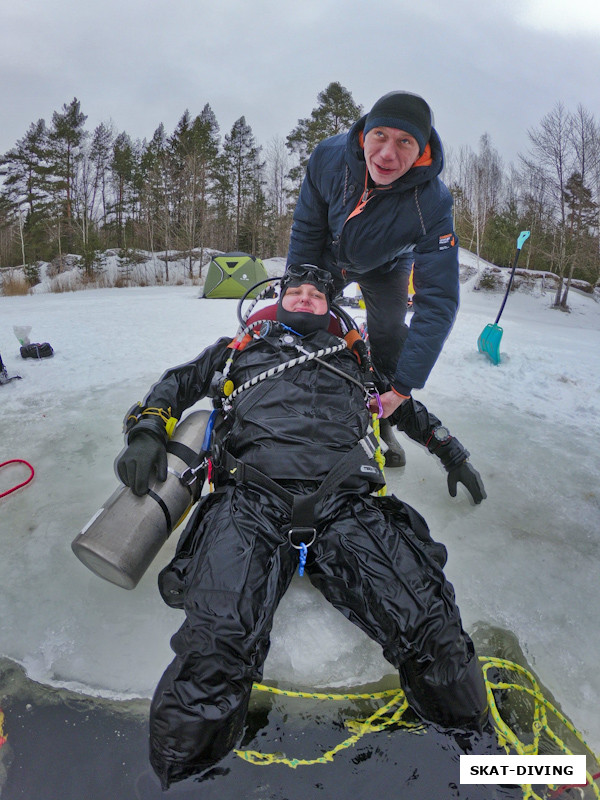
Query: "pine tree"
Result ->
[[47, 98, 88, 255], [140, 124, 174, 279], [562, 171, 598, 288], [48, 99, 88, 218], [0, 119, 51, 216], [190, 104, 220, 273], [111, 131, 136, 248], [223, 117, 263, 249], [0, 119, 52, 262], [286, 82, 362, 187], [211, 152, 235, 251], [564, 172, 597, 234], [169, 105, 220, 276], [0, 195, 18, 265], [88, 122, 114, 228], [239, 160, 268, 255], [168, 110, 193, 235]]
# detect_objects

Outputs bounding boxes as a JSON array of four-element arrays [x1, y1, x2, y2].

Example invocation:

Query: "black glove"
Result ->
[[116, 432, 168, 496], [447, 461, 487, 504]]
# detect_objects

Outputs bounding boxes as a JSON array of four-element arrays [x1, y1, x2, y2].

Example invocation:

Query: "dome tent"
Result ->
[[202, 252, 268, 299]]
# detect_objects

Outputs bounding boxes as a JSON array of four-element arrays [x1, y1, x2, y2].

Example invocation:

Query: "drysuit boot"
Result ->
[[399, 642, 489, 731], [380, 418, 406, 467]]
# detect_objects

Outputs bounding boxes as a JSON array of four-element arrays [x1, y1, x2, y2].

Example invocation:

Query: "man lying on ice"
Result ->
[[116, 264, 488, 789]]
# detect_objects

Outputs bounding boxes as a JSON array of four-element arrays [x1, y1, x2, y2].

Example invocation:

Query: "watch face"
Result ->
[[433, 426, 450, 442]]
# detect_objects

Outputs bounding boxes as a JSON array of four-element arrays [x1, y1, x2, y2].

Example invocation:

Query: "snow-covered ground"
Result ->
[[1, 250, 599, 753]]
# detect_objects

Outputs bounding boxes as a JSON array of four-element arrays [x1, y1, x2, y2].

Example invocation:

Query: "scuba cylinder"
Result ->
[[71, 409, 214, 590]]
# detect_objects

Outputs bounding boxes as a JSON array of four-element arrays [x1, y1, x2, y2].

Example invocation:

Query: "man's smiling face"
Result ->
[[363, 126, 420, 186]]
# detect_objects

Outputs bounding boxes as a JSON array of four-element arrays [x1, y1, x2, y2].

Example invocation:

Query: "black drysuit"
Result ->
[[131, 326, 487, 788]]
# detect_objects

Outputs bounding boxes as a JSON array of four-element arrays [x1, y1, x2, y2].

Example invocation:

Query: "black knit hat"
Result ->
[[364, 91, 432, 155]]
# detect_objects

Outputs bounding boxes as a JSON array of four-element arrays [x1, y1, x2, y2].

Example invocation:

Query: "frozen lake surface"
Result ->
[[1, 255, 599, 754]]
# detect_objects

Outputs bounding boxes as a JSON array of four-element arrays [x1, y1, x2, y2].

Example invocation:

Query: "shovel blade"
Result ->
[[477, 323, 503, 364]]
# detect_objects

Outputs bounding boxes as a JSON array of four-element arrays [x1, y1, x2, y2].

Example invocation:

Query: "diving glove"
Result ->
[[447, 461, 487, 505], [116, 431, 168, 496]]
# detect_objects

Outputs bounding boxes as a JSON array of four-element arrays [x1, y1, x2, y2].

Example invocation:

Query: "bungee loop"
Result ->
[[0, 459, 35, 498], [235, 657, 600, 800], [297, 542, 308, 577], [287, 530, 314, 577]]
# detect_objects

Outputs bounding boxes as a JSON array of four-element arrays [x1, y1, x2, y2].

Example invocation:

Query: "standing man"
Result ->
[[287, 91, 459, 465]]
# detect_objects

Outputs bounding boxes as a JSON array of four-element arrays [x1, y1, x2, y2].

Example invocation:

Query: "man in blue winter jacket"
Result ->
[[287, 91, 459, 464]]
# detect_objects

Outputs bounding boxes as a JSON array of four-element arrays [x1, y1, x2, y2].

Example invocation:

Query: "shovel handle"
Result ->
[[494, 231, 530, 325]]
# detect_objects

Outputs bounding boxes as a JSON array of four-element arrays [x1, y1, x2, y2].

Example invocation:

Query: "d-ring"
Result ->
[[287, 528, 316, 549]]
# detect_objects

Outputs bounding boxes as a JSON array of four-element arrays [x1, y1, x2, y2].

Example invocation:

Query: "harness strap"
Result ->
[[220, 433, 382, 546], [166, 440, 208, 491], [222, 454, 294, 505], [167, 440, 205, 470]]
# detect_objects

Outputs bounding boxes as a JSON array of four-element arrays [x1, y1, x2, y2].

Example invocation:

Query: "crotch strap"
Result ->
[[220, 434, 381, 547]]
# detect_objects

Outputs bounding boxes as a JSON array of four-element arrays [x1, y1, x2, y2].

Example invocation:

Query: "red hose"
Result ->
[[0, 459, 35, 498]]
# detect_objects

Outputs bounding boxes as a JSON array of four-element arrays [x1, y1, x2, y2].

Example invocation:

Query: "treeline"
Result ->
[[445, 102, 600, 306], [0, 100, 290, 280], [1, 83, 599, 307], [0, 84, 362, 284]]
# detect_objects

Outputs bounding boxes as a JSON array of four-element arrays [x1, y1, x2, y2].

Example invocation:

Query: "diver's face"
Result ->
[[281, 284, 328, 315]]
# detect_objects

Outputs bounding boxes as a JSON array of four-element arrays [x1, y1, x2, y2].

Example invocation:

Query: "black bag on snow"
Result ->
[[20, 342, 54, 359]]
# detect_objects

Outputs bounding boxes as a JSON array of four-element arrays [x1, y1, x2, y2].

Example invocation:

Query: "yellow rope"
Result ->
[[235, 684, 422, 767], [482, 658, 600, 800], [0, 707, 6, 748], [235, 657, 600, 800], [371, 413, 387, 496]]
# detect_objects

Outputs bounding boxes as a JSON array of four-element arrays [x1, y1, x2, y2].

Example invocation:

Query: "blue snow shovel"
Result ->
[[477, 230, 531, 364]]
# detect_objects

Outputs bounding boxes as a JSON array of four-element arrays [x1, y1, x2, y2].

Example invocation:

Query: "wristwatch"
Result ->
[[432, 425, 451, 444]]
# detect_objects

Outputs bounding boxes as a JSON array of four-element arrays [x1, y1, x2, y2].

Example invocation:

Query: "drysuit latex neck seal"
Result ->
[[276, 306, 331, 336]]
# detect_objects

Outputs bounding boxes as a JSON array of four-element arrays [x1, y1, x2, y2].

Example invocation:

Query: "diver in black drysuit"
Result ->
[[116, 266, 488, 789]]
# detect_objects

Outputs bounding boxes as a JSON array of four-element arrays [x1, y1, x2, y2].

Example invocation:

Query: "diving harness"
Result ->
[[208, 278, 387, 576]]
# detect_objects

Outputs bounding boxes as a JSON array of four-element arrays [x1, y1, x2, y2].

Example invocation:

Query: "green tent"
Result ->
[[202, 252, 268, 298]]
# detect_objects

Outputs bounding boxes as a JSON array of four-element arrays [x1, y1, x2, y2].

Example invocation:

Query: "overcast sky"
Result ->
[[2, 0, 600, 171]]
